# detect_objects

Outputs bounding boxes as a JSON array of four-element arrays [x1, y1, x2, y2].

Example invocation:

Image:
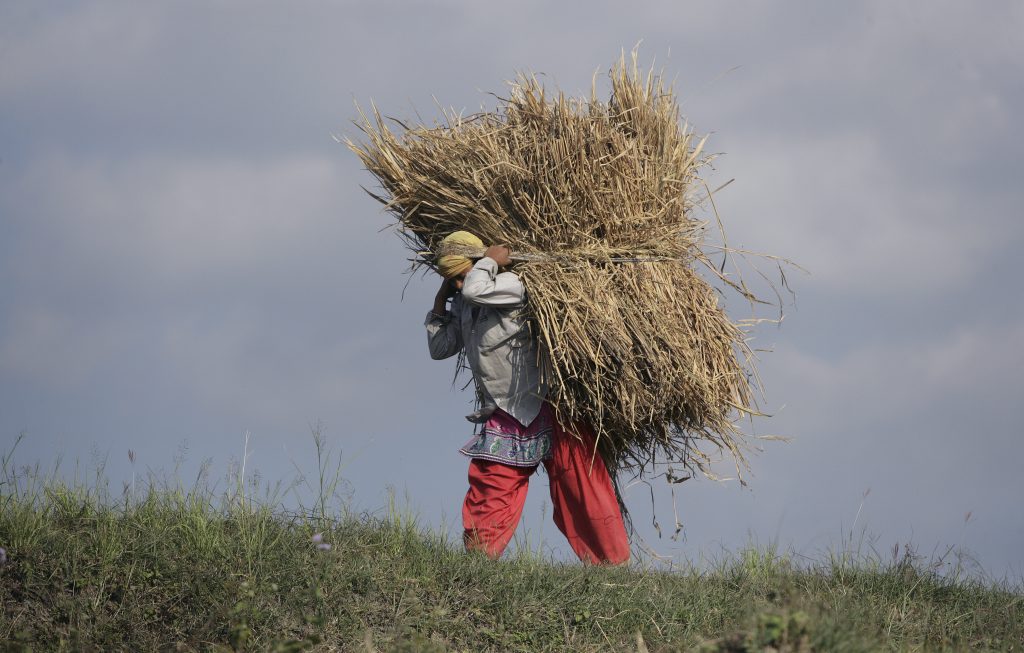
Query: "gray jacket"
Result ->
[[425, 257, 548, 426]]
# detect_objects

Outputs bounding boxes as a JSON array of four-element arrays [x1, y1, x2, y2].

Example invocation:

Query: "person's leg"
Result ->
[[544, 421, 630, 565], [462, 458, 535, 558]]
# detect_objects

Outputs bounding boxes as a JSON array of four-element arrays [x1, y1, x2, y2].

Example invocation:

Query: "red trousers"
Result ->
[[462, 419, 630, 565]]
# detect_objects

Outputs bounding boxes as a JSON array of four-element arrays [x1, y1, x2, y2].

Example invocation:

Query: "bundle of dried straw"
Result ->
[[348, 54, 769, 490]]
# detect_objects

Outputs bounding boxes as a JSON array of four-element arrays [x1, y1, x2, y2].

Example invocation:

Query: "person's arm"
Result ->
[[461, 246, 526, 307], [425, 279, 463, 360]]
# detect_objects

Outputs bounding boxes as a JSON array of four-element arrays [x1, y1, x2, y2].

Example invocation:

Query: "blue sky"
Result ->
[[2, 1, 1022, 579]]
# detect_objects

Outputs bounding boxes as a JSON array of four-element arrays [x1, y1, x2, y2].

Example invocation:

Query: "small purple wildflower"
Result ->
[[311, 532, 323, 544], [317, 543, 332, 552], [0, 547, 7, 566]]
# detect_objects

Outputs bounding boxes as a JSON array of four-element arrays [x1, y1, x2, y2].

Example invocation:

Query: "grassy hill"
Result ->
[[1, 448, 1020, 651]]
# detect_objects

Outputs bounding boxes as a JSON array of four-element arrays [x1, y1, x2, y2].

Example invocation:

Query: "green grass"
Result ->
[[1, 438, 1021, 652]]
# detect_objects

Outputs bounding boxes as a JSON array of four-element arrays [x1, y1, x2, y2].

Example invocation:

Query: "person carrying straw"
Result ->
[[425, 230, 630, 565]]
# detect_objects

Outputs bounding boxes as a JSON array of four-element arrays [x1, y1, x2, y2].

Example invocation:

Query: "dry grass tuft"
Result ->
[[347, 53, 778, 494]]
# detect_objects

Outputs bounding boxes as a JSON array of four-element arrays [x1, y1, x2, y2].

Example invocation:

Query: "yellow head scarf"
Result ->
[[436, 231, 484, 279]]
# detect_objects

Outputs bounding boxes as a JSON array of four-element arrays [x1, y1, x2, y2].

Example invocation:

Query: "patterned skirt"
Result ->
[[459, 404, 554, 467]]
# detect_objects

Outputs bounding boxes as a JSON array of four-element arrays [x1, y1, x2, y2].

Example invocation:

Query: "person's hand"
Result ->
[[484, 244, 512, 267], [436, 277, 459, 300], [433, 277, 458, 316]]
